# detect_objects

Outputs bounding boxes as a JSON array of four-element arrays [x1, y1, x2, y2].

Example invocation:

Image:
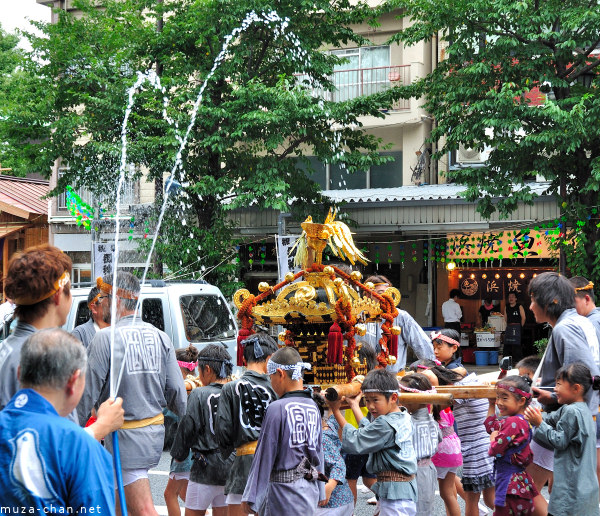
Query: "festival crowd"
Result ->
[[1, 245, 600, 516]]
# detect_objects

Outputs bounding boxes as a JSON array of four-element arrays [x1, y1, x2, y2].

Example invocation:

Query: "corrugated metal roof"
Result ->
[[323, 182, 552, 204], [0, 175, 49, 219]]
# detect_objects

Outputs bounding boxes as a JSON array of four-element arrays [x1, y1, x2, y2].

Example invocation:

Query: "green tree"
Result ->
[[388, 0, 600, 281], [0, 24, 50, 175], [6, 0, 400, 295]]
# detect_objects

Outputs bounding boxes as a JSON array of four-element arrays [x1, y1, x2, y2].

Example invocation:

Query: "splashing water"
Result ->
[[109, 10, 321, 396]]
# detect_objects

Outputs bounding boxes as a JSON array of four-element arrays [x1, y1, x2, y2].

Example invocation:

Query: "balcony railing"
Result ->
[[298, 65, 410, 110]]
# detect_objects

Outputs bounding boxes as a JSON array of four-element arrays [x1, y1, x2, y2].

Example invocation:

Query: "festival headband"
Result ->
[[197, 356, 233, 378], [398, 383, 437, 395], [13, 271, 70, 306], [575, 281, 594, 292], [496, 382, 531, 399], [372, 282, 389, 287], [267, 359, 311, 380], [431, 332, 460, 347], [96, 277, 139, 300], [88, 292, 101, 308], [242, 335, 264, 358], [177, 360, 198, 372], [362, 388, 398, 393]]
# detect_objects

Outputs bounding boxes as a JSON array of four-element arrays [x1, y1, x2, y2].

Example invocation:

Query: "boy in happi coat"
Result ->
[[328, 368, 418, 516], [242, 347, 326, 515], [171, 344, 235, 516], [215, 333, 278, 515]]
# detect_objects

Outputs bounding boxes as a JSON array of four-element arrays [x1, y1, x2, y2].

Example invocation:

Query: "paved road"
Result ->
[[149, 451, 481, 515]]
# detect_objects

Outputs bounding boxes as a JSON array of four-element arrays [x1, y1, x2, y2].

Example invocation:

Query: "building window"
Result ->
[[58, 165, 137, 210], [58, 166, 92, 210], [298, 151, 402, 190], [330, 46, 391, 102], [370, 151, 403, 188]]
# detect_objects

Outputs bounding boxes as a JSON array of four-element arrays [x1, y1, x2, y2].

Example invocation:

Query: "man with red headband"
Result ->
[[78, 271, 187, 516], [72, 278, 111, 349], [0, 244, 124, 441]]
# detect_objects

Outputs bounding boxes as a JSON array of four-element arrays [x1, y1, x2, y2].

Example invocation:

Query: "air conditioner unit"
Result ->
[[457, 145, 485, 164]]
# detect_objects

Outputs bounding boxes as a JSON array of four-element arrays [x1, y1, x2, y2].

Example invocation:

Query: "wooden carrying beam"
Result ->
[[398, 393, 453, 406], [435, 385, 497, 399], [337, 392, 454, 409]]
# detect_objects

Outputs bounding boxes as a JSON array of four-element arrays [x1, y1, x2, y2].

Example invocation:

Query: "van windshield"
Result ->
[[179, 294, 236, 342]]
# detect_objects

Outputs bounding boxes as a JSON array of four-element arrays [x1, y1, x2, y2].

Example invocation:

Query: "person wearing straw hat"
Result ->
[[71, 280, 112, 350], [0, 328, 119, 513], [78, 271, 187, 516], [0, 244, 123, 443]]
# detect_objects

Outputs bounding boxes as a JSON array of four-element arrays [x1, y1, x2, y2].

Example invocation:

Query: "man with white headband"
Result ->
[[0, 245, 123, 443], [216, 333, 279, 516], [78, 271, 187, 516], [242, 346, 325, 515]]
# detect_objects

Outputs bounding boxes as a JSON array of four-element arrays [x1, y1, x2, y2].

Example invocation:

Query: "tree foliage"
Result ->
[[0, 24, 50, 175], [388, 0, 600, 281], [2, 0, 402, 294]]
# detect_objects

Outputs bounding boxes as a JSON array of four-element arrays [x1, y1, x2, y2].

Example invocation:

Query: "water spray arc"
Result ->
[[106, 11, 320, 513]]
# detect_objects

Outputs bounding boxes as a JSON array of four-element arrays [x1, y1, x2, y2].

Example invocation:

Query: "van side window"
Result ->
[[75, 301, 91, 327], [180, 295, 236, 342], [142, 298, 165, 331]]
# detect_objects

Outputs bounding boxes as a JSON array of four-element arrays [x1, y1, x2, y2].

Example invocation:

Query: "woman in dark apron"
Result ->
[[504, 292, 526, 362]]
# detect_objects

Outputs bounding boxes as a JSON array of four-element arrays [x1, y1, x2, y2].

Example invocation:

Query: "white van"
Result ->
[[64, 280, 239, 367]]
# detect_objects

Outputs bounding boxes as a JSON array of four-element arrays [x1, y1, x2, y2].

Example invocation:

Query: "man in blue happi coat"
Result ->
[[0, 328, 121, 513]]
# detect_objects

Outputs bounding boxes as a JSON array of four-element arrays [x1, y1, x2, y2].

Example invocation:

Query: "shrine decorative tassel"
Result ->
[[390, 333, 398, 358], [237, 328, 253, 366], [327, 322, 344, 364]]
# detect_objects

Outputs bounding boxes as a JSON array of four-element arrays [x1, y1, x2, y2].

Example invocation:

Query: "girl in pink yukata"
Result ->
[[485, 375, 538, 516], [432, 406, 462, 516]]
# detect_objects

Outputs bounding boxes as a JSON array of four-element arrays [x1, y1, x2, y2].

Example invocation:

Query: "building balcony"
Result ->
[[299, 65, 410, 110]]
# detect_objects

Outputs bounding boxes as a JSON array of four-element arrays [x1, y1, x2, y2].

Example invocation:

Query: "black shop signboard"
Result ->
[[458, 270, 535, 302]]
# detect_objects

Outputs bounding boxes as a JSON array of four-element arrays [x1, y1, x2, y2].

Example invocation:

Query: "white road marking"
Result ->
[[149, 469, 170, 476]]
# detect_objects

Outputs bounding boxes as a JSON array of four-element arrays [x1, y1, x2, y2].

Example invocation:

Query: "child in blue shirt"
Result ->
[[328, 369, 417, 516], [313, 395, 354, 515]]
